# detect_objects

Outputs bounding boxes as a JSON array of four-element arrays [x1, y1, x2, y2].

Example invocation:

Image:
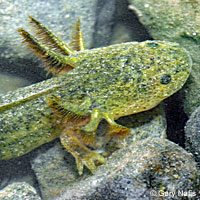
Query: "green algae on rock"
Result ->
[[0, 17, 192, 175]]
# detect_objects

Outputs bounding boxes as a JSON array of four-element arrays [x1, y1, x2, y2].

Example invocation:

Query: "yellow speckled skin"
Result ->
[[0, 19, 192, 175]]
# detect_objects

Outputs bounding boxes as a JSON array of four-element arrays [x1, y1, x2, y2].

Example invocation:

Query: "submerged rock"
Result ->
[[185, 105, 200, 164], [57, 138, 199, 200], [31, 105, 166, 199], [31, 143, 79, 200], [0, 182, 41, 200], [0, 73, 30, 94], [0, 0, 101, 82]]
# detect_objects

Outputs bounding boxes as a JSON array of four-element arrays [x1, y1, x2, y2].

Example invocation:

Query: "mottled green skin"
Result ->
[[0, 40, 191, 160]]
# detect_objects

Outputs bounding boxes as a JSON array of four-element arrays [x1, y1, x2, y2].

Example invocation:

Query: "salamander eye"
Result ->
[[160, 74, 171, 85]]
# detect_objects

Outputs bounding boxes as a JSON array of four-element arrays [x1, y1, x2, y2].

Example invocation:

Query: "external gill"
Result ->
[[18, 28, 76, 75], [18, 16, 86, 76], [69, 19, 86, 51], [28, 16, 74, 55]]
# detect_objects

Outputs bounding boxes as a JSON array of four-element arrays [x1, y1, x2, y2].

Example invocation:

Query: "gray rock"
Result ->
[[31, 105, 166, 199], [0, 73, 30, 94], [0, 156, 39, 199], [57, 138, 200, 200], [0, 0, 99, 83], [93, 0, 116, 47], [31, 143, 79, 200], [120, 104, 166, 141], [185, 106, 200, 164], [128, 0, 200, 116], [0, 182, 41, 200], [110, 0, 151, 44]]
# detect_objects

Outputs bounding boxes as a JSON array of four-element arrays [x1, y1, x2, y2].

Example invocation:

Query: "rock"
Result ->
[[0, 155, 37, 195], [57, 138, 200, 200], [128, 0, 200, 116], [0, 182, 41, 200], [93, 0, 116, 47], [0, 0, 113, 82], [110, 22, 136, 44], [185, 105, 200, 164], [0, 73, 30, 94], [110, 0, 151, 44], [31, 143, 79, 200], [120, 104, 166, 142], [31, 105, 166, 199]]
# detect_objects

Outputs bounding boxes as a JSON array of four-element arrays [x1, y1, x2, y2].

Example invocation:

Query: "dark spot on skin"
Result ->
[[123, 76, 134, 84], [123, 77, 129, 83], [82, 88, 87, 94], [116, 69, 122, 74], [160, 74, 172, 85], [77, 85, 83, 90], [11, 124, 19, 131], [136, 77, 141, 83], [147, 42, 159, 47], [150, 57, 155, 65], [25, 125, 30, 131], [138, 84, 147, 93], [40, 112, 46, 117], [125, 56, 131, 65], [69, 88, 77, 93], [138, 84, 146, 88], [175, 65, 184, 74], [137, 70, 143, 75], [17, 118, 23, 123], [91, 103, 99, 109], [149, 78, 152, 81]]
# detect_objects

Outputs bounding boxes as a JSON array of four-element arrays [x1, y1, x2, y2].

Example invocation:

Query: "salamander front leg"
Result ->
[[104, 113, 130, 140]]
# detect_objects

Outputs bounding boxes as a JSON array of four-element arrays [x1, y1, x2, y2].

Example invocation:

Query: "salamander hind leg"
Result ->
[[60, 128, 105, 175], [47, 96, 105, 175]]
